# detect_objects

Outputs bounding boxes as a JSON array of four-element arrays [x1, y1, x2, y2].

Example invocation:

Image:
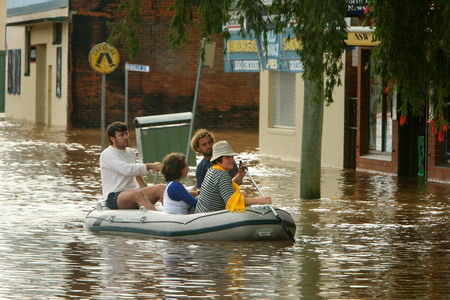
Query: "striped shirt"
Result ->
[[194, 168, 235, 213]]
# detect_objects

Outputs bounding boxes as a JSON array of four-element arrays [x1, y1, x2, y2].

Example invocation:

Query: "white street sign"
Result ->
[[126, 63, 150, 72]]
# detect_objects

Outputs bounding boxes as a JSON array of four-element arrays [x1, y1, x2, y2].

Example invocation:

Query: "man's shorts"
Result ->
[[106, 191, 122, 209]]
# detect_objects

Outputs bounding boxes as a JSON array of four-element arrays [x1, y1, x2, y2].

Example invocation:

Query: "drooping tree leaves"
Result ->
[[109, 0, 348, 105], [368, 0, 450, 133]]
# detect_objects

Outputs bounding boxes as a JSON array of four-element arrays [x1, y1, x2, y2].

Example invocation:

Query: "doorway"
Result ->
[[0, 51, 5, 113], [35, 44, 47, 125], [47, 65, 52, 126]]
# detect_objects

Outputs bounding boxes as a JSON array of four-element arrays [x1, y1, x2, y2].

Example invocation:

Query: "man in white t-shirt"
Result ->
[[100, 121, 165, 210]]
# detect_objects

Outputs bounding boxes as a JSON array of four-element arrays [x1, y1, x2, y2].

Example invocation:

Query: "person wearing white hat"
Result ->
[[195, 141, 271, 213], [190, 129, 245, 189]]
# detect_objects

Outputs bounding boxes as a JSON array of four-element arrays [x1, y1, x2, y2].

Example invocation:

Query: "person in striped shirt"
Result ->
[[190, 129, 245, 189], [194, 141, 271, 213]]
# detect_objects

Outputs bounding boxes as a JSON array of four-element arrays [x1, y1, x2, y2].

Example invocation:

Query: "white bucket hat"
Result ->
[[211, 140, 238, 162]]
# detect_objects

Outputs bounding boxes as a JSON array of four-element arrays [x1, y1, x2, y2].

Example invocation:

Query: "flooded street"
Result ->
[[0, 121, 448, 299]]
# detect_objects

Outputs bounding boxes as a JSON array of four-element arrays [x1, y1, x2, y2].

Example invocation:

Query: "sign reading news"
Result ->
[[347, 0, 369, 16], [224, 28, 303, 73]]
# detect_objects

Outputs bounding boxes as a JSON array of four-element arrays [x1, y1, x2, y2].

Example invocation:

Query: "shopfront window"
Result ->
[[445, 100, 450, 162], [7, 49, 21, 95], [368, 62, 393, 153]]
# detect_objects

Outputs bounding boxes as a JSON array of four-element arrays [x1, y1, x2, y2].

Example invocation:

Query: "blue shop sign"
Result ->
[[224, 28, 303, 73], [224, 31, 260, 72], [271, 28, 303, 73]]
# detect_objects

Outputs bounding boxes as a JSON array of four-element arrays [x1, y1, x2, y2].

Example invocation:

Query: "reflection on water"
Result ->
[[0, 122, 448, 299]]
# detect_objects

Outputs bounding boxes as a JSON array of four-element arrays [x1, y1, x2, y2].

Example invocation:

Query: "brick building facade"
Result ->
[[344, 45, 450, 183], [69, 0, 259, 129]]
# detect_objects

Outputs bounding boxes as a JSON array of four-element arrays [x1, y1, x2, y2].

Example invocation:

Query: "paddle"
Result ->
[[242, 165, 296, 243], [153, 170, 159, 184]]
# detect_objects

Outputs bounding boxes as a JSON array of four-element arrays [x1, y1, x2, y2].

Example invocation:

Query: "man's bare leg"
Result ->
[[116, 189, 157, 210], [142, 184, 166, 205]]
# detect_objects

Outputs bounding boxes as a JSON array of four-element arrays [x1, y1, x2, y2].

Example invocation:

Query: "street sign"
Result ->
[[124, 62, 151, 125], [88, 43, 120, 149], [126, 63, 150, 72], [89, 43, 120, 74]]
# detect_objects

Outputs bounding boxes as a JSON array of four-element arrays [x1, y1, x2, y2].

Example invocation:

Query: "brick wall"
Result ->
[[427, 126, 450, 183], [69, 0, 259, 129]]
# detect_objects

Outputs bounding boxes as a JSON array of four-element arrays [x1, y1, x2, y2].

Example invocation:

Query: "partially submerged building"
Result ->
[[4, 0, 259, 129], [224, 3, 450, 183]]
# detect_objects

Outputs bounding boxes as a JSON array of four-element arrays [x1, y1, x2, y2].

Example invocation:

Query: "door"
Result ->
[[47, 65, 52, 126], [0, 51, 5, 112], [35, 44, 47, 124]]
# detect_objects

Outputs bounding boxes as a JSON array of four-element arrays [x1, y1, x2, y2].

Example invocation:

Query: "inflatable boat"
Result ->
[[84, 203, 296, 241]]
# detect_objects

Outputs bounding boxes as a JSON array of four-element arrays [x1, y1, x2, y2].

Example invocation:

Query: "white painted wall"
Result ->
[[259, 70, 304, 162], [5, 26, 36, 123], [0, 0, 6, 51], [5, 19, 69, 127], [259, 55, 346, 168]]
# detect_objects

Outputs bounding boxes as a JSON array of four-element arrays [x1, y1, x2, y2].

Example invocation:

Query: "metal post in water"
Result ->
[[186, 38, 207, 163], [124, 62, 129, 125], [101, 74, 106, 150]]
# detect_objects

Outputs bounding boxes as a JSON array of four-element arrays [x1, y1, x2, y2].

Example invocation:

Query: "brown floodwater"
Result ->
[[0, 121, 448, 299]]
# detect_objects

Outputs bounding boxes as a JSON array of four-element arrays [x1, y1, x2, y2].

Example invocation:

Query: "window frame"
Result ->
[[7, 49, 21, 95], [270, 70, 296, 129]]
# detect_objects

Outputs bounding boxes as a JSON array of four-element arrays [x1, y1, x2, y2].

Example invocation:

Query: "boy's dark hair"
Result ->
[[211, 156, 223, 165], [161, 153, 187, 182], [107, 122, 128, 144]]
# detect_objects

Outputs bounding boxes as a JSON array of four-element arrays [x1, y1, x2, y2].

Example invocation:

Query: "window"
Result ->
[[270, 71, 296, 128], [56, 47, 62, 98], [25, 27, 31, 76], [53, 23, 62, 45], [368, 61, 393, 153], [445, 99, 450, 162], [7, 49, 21, 95]]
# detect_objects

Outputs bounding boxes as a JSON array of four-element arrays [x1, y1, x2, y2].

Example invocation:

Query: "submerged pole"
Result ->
[[186, 38, 206, 164], [101, 74, 106, 150]]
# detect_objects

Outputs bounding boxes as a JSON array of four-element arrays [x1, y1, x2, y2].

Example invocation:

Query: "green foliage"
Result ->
[[168, 0, 235, 48], [109, 0, 347, 105], [174, 0, 347, 103], [270, 0, 347, 104], [368, 0, 450, 129], [108, 0, 142, 59], [109, 0, 450, 121], [225, 0, 347, 105]]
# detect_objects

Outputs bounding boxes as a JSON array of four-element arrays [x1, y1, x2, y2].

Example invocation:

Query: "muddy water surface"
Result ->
[[0, 122, 448, 299]]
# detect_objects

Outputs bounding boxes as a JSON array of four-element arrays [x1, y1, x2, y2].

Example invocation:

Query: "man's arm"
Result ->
[[136, 162, 161, 188], [135, 175, 148, 188], [145, 162, 161, 172]]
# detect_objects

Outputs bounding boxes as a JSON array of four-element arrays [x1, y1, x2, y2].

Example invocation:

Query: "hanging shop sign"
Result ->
[[224, 27, 303, 73], [345, 31, 380, 46], [224, 31, 260, 72], [347, 0, 369, 16]]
